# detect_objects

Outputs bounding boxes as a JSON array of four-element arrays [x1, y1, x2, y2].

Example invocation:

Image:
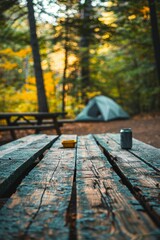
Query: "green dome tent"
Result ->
[[76, 95, 129, 121]]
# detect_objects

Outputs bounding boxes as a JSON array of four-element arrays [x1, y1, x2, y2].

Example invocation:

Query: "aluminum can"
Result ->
[[120, 128, 132, 149]]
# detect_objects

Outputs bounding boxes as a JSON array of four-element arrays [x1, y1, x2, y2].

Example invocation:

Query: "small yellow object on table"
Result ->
[[61, 140, 76, 148]]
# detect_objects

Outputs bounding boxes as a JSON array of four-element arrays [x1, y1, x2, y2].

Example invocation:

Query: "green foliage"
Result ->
[[0, 0, 159, 115]]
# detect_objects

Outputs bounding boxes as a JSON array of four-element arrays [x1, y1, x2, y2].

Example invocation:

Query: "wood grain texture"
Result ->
[[94, 134, 160, 226], [0, 134, 46, 153], [76, 135, 160, 239], [0, 133, 160, 240], [0, 135, 77, 240], [0, 134, 58, 197], [108, 133, 160, 171]]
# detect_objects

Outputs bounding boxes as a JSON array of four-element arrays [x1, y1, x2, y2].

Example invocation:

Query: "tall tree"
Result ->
[[62, 15, 69, 113], [54, 0, 81, 111], [148, 0, 160, 84], [104, 0, 160, 113], [50, 0, 110, 106], [60, 2, 70, 113], [27, 0, 48, 112], [78, 0, 110, 103], [79, 0, 92, 103]]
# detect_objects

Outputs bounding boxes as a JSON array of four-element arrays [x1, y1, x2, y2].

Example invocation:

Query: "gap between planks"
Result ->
[[94, 133, 160, 227]]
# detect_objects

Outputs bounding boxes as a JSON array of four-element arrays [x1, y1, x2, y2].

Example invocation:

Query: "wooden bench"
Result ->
[[0, 112, 66, 139], [0, 133, 160, 239]]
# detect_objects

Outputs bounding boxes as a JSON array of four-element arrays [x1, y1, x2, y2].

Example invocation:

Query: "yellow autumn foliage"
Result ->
[[0, 48, 14, 56], [0, 71, 62, 112], [141, 6, 150, 20], [26, 76, 35, 85], [9, 89, 38, 112], [15, 47, 31, 58], [99, 11, 115, 25], [0, 47, 31, 71], [0, 47, 31, 58], [0, 61, 18, 70], [128, 15, 136, 21], [44, 72, 58, 96]]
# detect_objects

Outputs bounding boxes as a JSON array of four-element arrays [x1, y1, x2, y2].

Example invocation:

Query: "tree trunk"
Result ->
[[148, 0, 160, 85], [62, 13, 69, 113], [27, 0, 48, 112], [79, 0, 92, 103]]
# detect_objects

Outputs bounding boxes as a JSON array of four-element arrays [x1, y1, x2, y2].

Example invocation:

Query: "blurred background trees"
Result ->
[[0, 0, 159, 116]]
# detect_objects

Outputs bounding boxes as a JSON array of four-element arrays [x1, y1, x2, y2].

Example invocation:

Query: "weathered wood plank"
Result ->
[[94, 133, 160, 225], [0, 134, 58, 197], [108, 133, 160, 171], [0, 134, 46, 153], [76, 135, 160, 239], [0, 135, 77, 240]]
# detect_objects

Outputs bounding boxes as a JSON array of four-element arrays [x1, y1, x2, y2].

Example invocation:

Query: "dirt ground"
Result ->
[[0, 114, 160, 148]]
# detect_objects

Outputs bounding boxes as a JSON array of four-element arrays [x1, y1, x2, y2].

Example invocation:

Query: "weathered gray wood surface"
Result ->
[[107, 133, 160, 171], [0, 133, 160, 239], [76, 135, 159, 239], [0, 134, 58, 197], [94, 133, 160, 225], [0, 135, 77, 240]]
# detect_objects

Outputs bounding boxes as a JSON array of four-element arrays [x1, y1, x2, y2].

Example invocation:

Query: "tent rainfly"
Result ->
[[75, 95, 129, 121]]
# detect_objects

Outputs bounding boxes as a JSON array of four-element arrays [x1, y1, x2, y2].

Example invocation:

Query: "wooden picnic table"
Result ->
[[0, 133, 159, 239], [0, 112, 66, 139]]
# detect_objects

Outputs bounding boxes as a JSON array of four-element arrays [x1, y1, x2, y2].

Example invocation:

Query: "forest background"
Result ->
[[0, 0, 160, 118]]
